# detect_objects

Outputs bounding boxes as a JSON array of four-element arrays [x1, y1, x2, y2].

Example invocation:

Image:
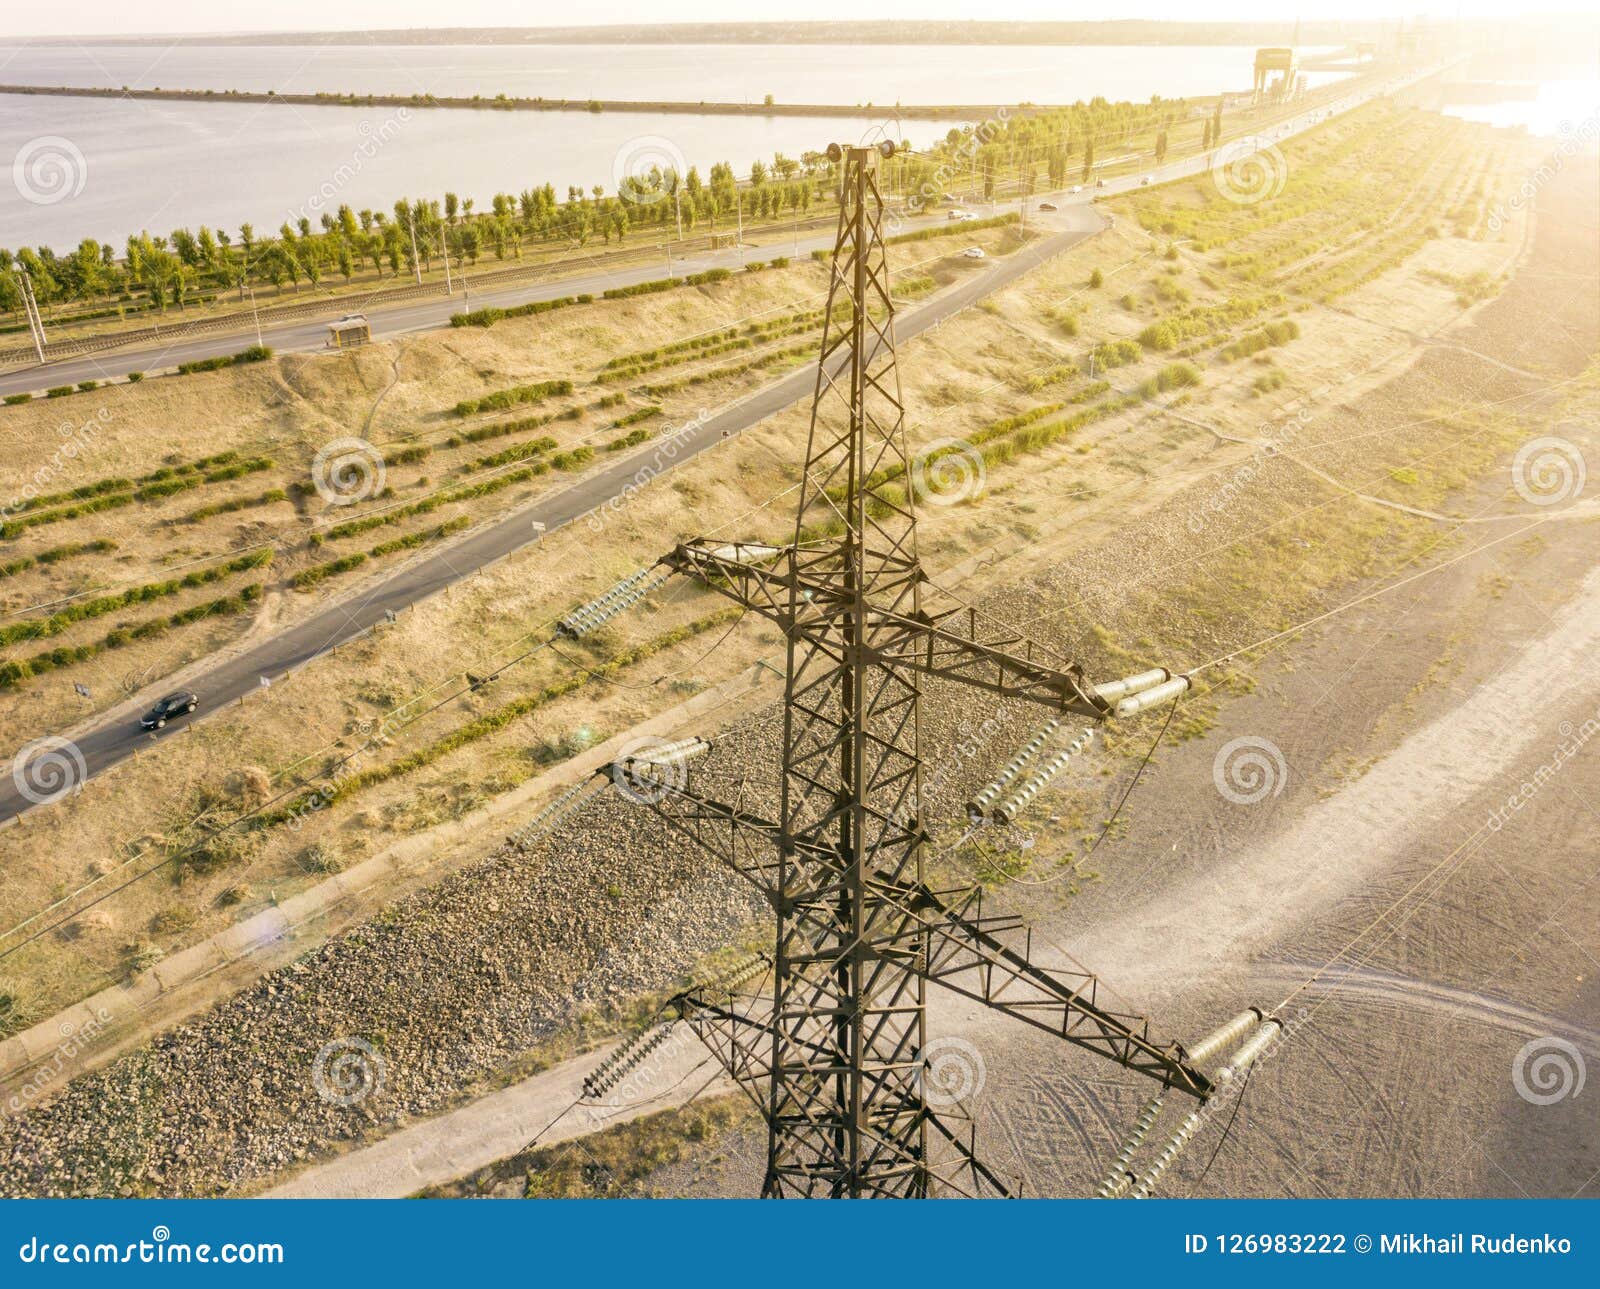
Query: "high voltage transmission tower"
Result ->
[[576, 141, 1273, 1197]]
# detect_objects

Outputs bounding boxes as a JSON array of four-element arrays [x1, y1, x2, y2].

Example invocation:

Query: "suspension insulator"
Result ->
[[704, 952, 772, 995], [991, 728, 1094, 824], [705, 542, 783, 563], [1129, 1108, 1204, 1198], [1216, 1016, 1283, 1082], [1184, 1008, 1263, 1065], [1095, 1093, 1165, 1198], [966, 719, 1061, 821], [507, 777, 607, 850], [582, 1021, 676, 1099], [557, 569, 671, 639], [621, 737, 712, 767]]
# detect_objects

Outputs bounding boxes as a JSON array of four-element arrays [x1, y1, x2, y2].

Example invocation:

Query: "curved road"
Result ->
[[1, 76, 1416, 820]]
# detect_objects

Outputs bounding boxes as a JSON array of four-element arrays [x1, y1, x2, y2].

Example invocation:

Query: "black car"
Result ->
[[141, 690, 198, 729]]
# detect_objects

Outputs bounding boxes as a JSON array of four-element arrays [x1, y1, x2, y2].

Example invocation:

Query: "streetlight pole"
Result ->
[[248, 286, 263, 347]]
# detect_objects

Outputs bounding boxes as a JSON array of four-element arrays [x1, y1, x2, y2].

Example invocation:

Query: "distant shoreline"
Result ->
[[3, 20, 1373, 49], [0, 84, 1045, 121]]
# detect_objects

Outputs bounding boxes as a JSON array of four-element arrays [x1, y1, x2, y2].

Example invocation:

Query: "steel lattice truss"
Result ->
[[607, 145, 1208, 1197]]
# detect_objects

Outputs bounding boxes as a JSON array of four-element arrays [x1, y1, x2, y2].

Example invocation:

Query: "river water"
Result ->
[[0, 42, 1351, 252]]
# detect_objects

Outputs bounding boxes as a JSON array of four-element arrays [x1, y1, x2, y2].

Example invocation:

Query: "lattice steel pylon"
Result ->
[[603, 143, 1213, 1197]]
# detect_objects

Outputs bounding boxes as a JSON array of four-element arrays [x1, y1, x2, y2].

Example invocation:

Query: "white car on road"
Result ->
[[962, 247, 986, 260]]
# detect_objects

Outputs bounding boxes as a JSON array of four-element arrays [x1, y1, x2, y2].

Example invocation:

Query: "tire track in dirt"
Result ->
[[1061, 563, 1600, 1003], [1256, 962, 1600, 1050]]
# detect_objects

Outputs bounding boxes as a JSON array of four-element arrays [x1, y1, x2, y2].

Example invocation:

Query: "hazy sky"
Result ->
[[3, 1, 1596, 40]]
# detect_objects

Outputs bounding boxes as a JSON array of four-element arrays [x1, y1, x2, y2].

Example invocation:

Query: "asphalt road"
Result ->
[[0, 211, 962, 397], [0, 74, 1416, 819]]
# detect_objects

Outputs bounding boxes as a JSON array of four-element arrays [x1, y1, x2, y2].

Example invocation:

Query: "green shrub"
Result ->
[[451, 292, 593, 328], [0, 549, 271, 647], [2, 394, 31, 406], [1137, 320, 1181, 351], [1139, 362, 1201, 397], [453, 379, 572, 418], [176, 345, 272, 375], [126, 371, 144, 383], [150, 905, 197, 935], [1085, 340, 1141, 371], [296, 842, 346, 875]]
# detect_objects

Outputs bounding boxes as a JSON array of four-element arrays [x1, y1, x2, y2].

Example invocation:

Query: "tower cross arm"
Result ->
[[600, 765, 1211, 1101], [661, 540, 1109, 719]]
